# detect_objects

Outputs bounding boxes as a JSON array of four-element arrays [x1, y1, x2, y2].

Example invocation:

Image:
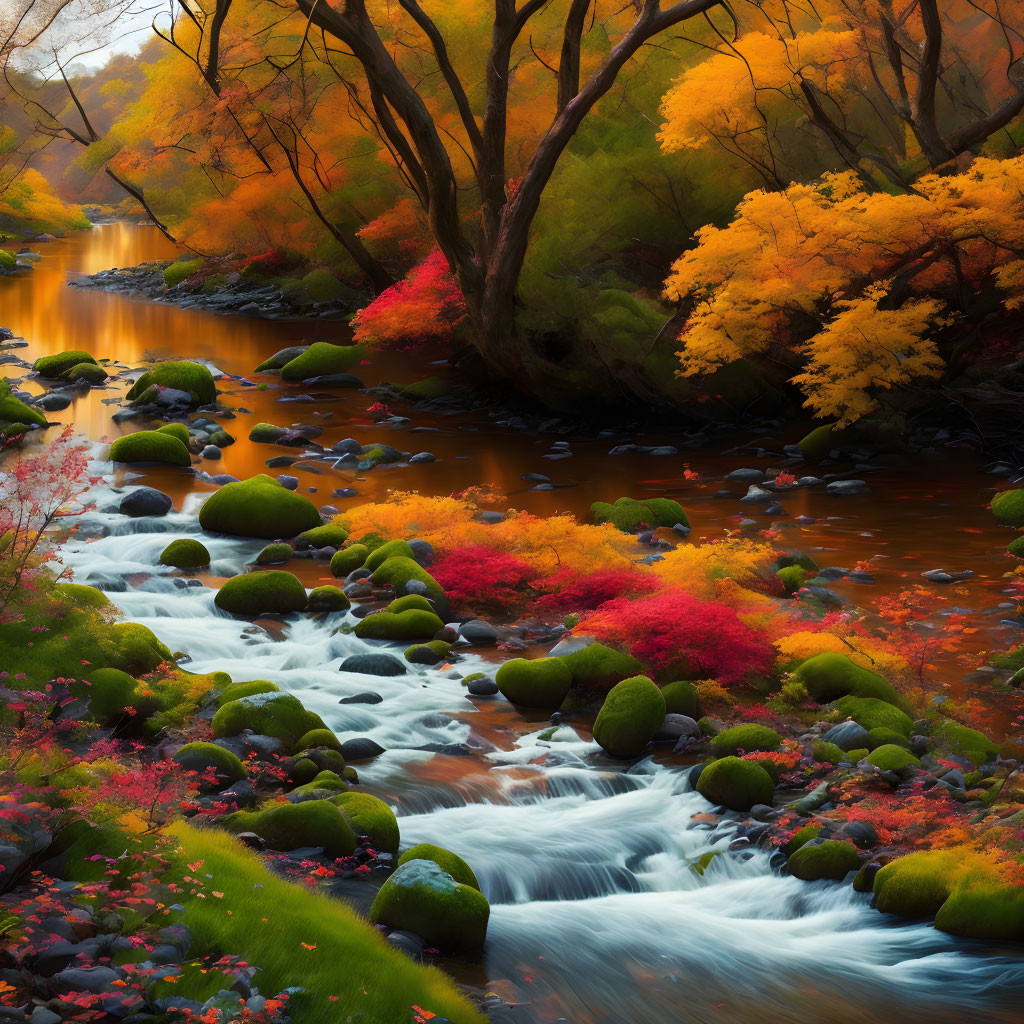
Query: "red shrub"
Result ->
[[533, 566, 659, 615], [431, 545, 538, 617], [576, 587, 773, 682]]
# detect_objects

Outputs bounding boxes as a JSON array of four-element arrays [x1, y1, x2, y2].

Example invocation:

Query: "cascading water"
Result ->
[[56, 458, 1024, 1024]]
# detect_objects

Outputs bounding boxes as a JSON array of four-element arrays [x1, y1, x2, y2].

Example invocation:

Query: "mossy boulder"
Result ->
[[557, 642, 646, 692], [172, 742, 246, 789], [364, 539, 416, 572], [156, 422, 190, 445], [296, 524, 348, 549], [696, 756, 775, 811], [290, 770, 349, 798], [405, 640, 451, 665], [256, 542, 293, 565], [296, 728, 342, 753], [811, 740, 849, 764], [330, 544, 369, 576], [98, 623, 172, 674], [77, 667, 141, 726], [126, 360, 216, 406], [866, 727, 911, 750], [930, 719, 999, 767], [301, 268, 353, 302], [33, 350, 97, 379], [369, 859, 489, 953], [933, 883, 1024, 941], [212, 692, 325, 749], [228, 800, 355, 858], [866, 744, 920, 771], [53, 582, 112, 610], [354, 609, 444, 641], [109, 430, 190, 467], [332, 792, 400, 853], [163, 257, 205, 289], [307, 586, 350, 613], [592, 675, 667, 759], [495, 657, 572, 708], [398, 843, 479, 890], [160, 538, 210, 569], [873, 850, 962, 918], [199, 475, 322, 539], [215, 570, 307, 616], [386, 594, 435, 614], [776, 565, 806, 595], [591, 496, 688, 532], [400, 376, 451, 401], [279, 342, 364, 381], [369, 556, 447, 612], [833, 696, 913, 736], [358, 444, 403, 467], [793, 653, 909, 711], [710, 724, 782, 757], [787, 840, 860, 881], [217, 679, 279, 706], [63, 362, 107, 384], [782, 825, 821, 855], [797, 423, 837, 460], [660, 680, 698, 716], [991, 488, 1024, 527]]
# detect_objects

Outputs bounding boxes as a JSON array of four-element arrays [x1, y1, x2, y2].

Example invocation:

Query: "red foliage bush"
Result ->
[[576, 587, 773, 682], [431, 545, 538, 617], [533, 566, 659, 615]]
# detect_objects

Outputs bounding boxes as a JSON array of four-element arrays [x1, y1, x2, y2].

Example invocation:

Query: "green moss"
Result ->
[[365, 539, 416, 572], [330, 544, 369, 576], [212, 692, 325, 749], [33, 350, 97, 378], [710, 724, 781, 757], [77, 667, 139, 726], [332, 792, 400, 853], [163, 257, 205, 288], [297, 524, 348, 548], [794, 653, 910, 711], [696, 756, 775, 811], [991, 488, 1024, 527], [797, 423, 837, 460], [301, 268, 352, 302], [52, 582, 112, 610], [358, 444, 403, 467], [172, 742, 245, 787], [297, 728, 342, 753], [593, 675, 667, 759], [160, 538, 209, 569], [557, 642, 646, 691], [370, 556, 447, 610], [782, 825, 821, 855], [873, 850, 962, 918], [930, 719, 999, 767], [307, 585, 350, 612], [386, 594, 435, 614], [776, 565, 807, 594], [126, 360, 216, 406], [201, 273, 227, 294], [291, 769, 349, 798], [398, 844, 479, 890], [933, 883, 1024, 940], [866, 744, 921, 770], [228, 800, 355, 858], [109, 430, 190, 467], [216, 679, 279, 706], [199, 474, 322, 539], [156, 422, 190, 445], [833, 695, 913, 736], [215, 570, 307, 615], [811, 740, 849, 764], [1007, 535, 1024, 558], [660, 680, 698, 716], [495, 657, 573, 708], [590, 496, 689, 531], [369, 860, 489, 954], [787, 840, 859, 881], [280, 342, 364, 381], [404, 640, 452, 664], [400, 376, 451, 401], [256, 542, 293, 565], [61, 361, 107, 384], [98, 622, 172, 674], [0, 382, 47, 429], [354, 609, 444, 641], [866, 728, 911, 750]]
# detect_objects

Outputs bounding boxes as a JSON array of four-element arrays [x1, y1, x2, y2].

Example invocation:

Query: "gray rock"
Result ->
[[119, 487, 172, 517], [409, 452, 435, 463], [408, 539, 434, 566], [655, 713, 701, 744], [823, 720, 871, 751], [37, 392, 72, 411], [340, 653, 406, 676], [826, 479, 869, 495], [339, 691, 382, 704], [740, 485, 774, 503], [459, 619, 497, 645], [200, 444, 221, 460], [339, 737, 386, 761], [277, 475, 298, 490], [467, 676, 499, 696], [479, 511, 504, 524], [30, 1011, 61, 1024], [386, 929, 425, 960], [403, 579, 428, 597], [727, 468, 765, 482], [56, 966, 121, 992]]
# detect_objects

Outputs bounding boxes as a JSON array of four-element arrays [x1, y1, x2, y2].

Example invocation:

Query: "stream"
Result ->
[[3, 223, 1024, 1023]]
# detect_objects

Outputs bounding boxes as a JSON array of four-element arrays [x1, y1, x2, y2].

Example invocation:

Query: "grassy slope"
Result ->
[[169, 824, 487, 1024]]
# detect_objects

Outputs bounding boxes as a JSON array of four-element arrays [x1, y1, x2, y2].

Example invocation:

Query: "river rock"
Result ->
[[467, 676, 498, 696], [727, 468, 765, 482], [339, 691, 382, 704], [826, 479, 869, 495], [200, 444, 221, 460], [408, 539, 434, 566], [119, 487, 173, 517], [277, 475, 298, 490], [409, 452, 435, 463], [340, 653, 406, 676], [459, 619, 497, 646], [55, 966, 122, 992], [655, 714, 701, 743], [339, 737, 386, 761], [37, 392, 72, 411], [823, 720, 871, 751]]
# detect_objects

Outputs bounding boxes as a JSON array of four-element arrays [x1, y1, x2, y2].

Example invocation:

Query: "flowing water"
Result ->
[[4, 224, 1024, 1022]]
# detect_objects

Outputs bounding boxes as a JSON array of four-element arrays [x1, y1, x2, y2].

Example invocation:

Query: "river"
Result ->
[[3, 223, 1023, 1023]]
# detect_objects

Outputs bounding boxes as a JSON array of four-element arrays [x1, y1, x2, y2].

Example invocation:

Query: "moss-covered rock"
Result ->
[[296, 524, 348, 549], [404, 640, 451, 665], [109, 430, 191, 467], [930, 719, 999, 767], [873, 850, 961, 918], [660, 680, 698, 716], [590, 496, 688, 532], [782, 825, 821, 856], [866, 744, 920, 770], [696, 756, 775, 811], [290, 769, 349, 798], [215, 570, 307, 616], [710, 724, 782, 757], [369, 556, 447, 611], [172, 742, 246, 789], [156, 422, 190, 445], [797, 423, 837, 460], [592, 675, 667, 758], [33, 350, 97, 379], [933, 883, 1024, 940], [52, 582, 113, 610], [330, 544, 369, 576], [354, 608, 444, 641], [776, 565, 807, 595], [216, 679, 279, 706], [386, 594, 435, 614], [77, 667, 140, 725], [62, 362, 107, 384], [163, 257, 205, 289], [296, 728, 342, 752], [126, 360, 216, 406], [794, 653, 910, 711], [279, 342, 364, 381], [369, 859, 489, 953], [307, 586, 350, 613], [833, 695, 913, 736], [256, 542, 293, 565], [495, 657, 572, 708], [332, 792, 400, 853], [397, 843, 479, 890], [557, 642, 646, 691], [787, 840, 860, 881], [400, 376, 451, 401], [212, 692, 325, 749], [160, 538, 210, 569], [199, 475, 322, 539], [365, 539, 416, 572], [228, 800, 355, 857], [811, 740, 849, 764], [991, 488, 1024, 527], [98, 623, 172, 674]]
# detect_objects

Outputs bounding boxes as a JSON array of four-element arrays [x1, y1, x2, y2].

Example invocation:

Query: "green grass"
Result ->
[[168, 824, 486, 1024]]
